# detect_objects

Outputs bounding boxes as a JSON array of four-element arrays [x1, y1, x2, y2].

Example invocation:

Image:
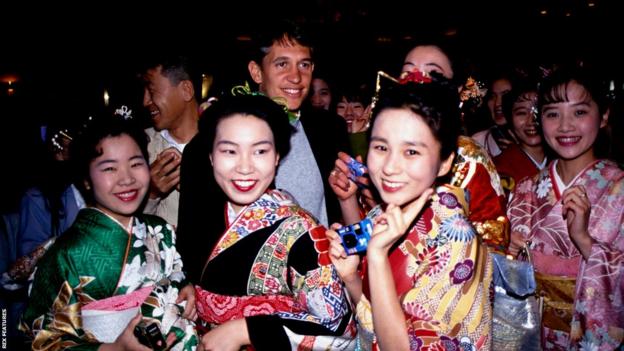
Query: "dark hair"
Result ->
[[538, 66, 611, 159], [177, 94, 294, 283], [71, 111, 149, 205], [502, 79, 538, 125], [334, 83, 372, 108], [369, 73, 460, 162], [402, 39, 462, 84], [199, 94, 294, 159], [250, 20, 314, 64], [538, 66, 610, 116], [141, 55, 200, 101]]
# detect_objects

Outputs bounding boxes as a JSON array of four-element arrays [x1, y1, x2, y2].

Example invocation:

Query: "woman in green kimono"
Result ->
[[21, 111, 198, 350]]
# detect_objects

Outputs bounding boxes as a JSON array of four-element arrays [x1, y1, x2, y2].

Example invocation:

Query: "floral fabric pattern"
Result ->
[[196, 190, 356, 350], [357, 185, 493, 350], [21, 208, 197, 351], [453, 136, 509, 253], [507, 160, 624, 350]]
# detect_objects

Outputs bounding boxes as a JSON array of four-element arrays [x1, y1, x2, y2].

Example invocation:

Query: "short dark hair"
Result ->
[[250, 20, 314, 64], [502, 79, 538, 125], [537, 66, 611, 158], [142, 55, 200, 101], [538, 66, 610, 116], [369, 73, 460, 162], [71, 110, 148, 205], [199, 94, 294, 159]]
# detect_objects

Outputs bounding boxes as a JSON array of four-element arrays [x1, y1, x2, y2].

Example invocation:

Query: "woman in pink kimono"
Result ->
[[507, 67, 623, 350]]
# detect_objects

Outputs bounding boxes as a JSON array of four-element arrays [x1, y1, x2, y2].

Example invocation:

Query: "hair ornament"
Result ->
[[114, 105, 133, 120], [459, 76, 487, 109], [370, 71, 399, 111], [399, 69, 433, 85], [51, 129, 73, 152], [370, 69, 436, 111], [231, 82, 298, 122]]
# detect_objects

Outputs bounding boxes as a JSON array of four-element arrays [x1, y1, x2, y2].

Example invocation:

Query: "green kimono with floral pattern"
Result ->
[[21, 208, 197, 350]]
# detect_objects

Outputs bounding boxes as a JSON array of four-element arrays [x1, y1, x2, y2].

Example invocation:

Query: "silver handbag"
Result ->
[[491, 247, 541, 351]]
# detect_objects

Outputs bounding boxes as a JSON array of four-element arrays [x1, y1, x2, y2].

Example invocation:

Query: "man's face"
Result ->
[[142, 66, 187, 131], [249, 40, 314, 111]]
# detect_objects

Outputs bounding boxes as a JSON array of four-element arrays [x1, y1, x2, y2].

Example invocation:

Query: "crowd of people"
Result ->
[[1, 19, 623, 351]]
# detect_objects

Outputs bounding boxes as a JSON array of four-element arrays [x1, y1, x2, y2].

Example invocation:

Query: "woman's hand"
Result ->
[[197, 319, 249, 351], [99, 314, 151, 351], [176, 284, 197, 321], [367, 189, 434, 258], [329, 152, 358, 201], [562, 185, 594, 259], [327, 223, 363, 304], [326, 223, 361, 282], [351, 105, 372, 133]]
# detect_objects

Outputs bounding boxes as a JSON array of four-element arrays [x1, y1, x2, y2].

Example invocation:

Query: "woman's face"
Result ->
[[487, 78, 512, 126], [210, 114, 279, 214], [89, 134, 150, 227], [367, 108, 453, 206], [540, 81, 607, 166], [310, 78, 332, 110], [511, 91, 542, 148], [402, 45, 453, 79]]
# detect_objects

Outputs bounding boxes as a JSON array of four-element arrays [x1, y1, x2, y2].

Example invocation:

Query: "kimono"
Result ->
[[194, 190, 356, 350], [452, 136, 508, 253], [21, 208, 197, 351], [356, 185, 493, 351], [507, 160, 624, 350], [494, 143, 544, 197]]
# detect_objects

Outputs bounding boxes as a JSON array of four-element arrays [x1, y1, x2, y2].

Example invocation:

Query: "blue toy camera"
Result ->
[[338, 218, 373, 255], [346, 157, 368, 188]]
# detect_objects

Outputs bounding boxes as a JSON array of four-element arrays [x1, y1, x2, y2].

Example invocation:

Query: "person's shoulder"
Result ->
[[493, 143, 522, 166], [271, 189, 320, 225], [471, 128, 488, 140], [456, 135, 495, 165], [593, 159, 624, 190], [144, 127, 158, 138], [42, 224, 82, 258], [433, 184, 470, 216]]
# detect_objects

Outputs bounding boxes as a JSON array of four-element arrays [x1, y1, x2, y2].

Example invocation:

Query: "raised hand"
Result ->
[[367, 188, 434, 256], [562, 185, 593, 259], [326, 223, 361, 281], [328, 152, 358, 201], [149, 147, 182, 198]]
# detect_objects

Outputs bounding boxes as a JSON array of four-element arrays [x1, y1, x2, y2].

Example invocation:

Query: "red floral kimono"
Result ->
[[494, 143, 544, 197], [356, 185, 493, 351], [193, 190, 356, 350], [452, 136, 509, 253]]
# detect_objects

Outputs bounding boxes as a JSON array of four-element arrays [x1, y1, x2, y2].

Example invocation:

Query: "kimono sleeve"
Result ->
[[246, 225, 355, 350], [573, 177, 624, 348], [21, 246, 101, 351], [158, 221, 189, 289]]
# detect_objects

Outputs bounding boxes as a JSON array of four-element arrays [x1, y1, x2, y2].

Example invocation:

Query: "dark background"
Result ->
[[1, 0, 621, 211]]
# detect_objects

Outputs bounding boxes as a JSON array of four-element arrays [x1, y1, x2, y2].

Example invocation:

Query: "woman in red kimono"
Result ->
[[494, 79, 547, 197], [327, 76, 492, 350], [177, 94, 356, 350]]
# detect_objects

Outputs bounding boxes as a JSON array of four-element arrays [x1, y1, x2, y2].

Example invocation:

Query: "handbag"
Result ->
[[491, 246, 541, 351]]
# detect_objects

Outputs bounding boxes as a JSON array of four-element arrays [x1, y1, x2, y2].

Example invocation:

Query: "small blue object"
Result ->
[[338, 218, 373, 255], [346, 157, 367, 182]]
